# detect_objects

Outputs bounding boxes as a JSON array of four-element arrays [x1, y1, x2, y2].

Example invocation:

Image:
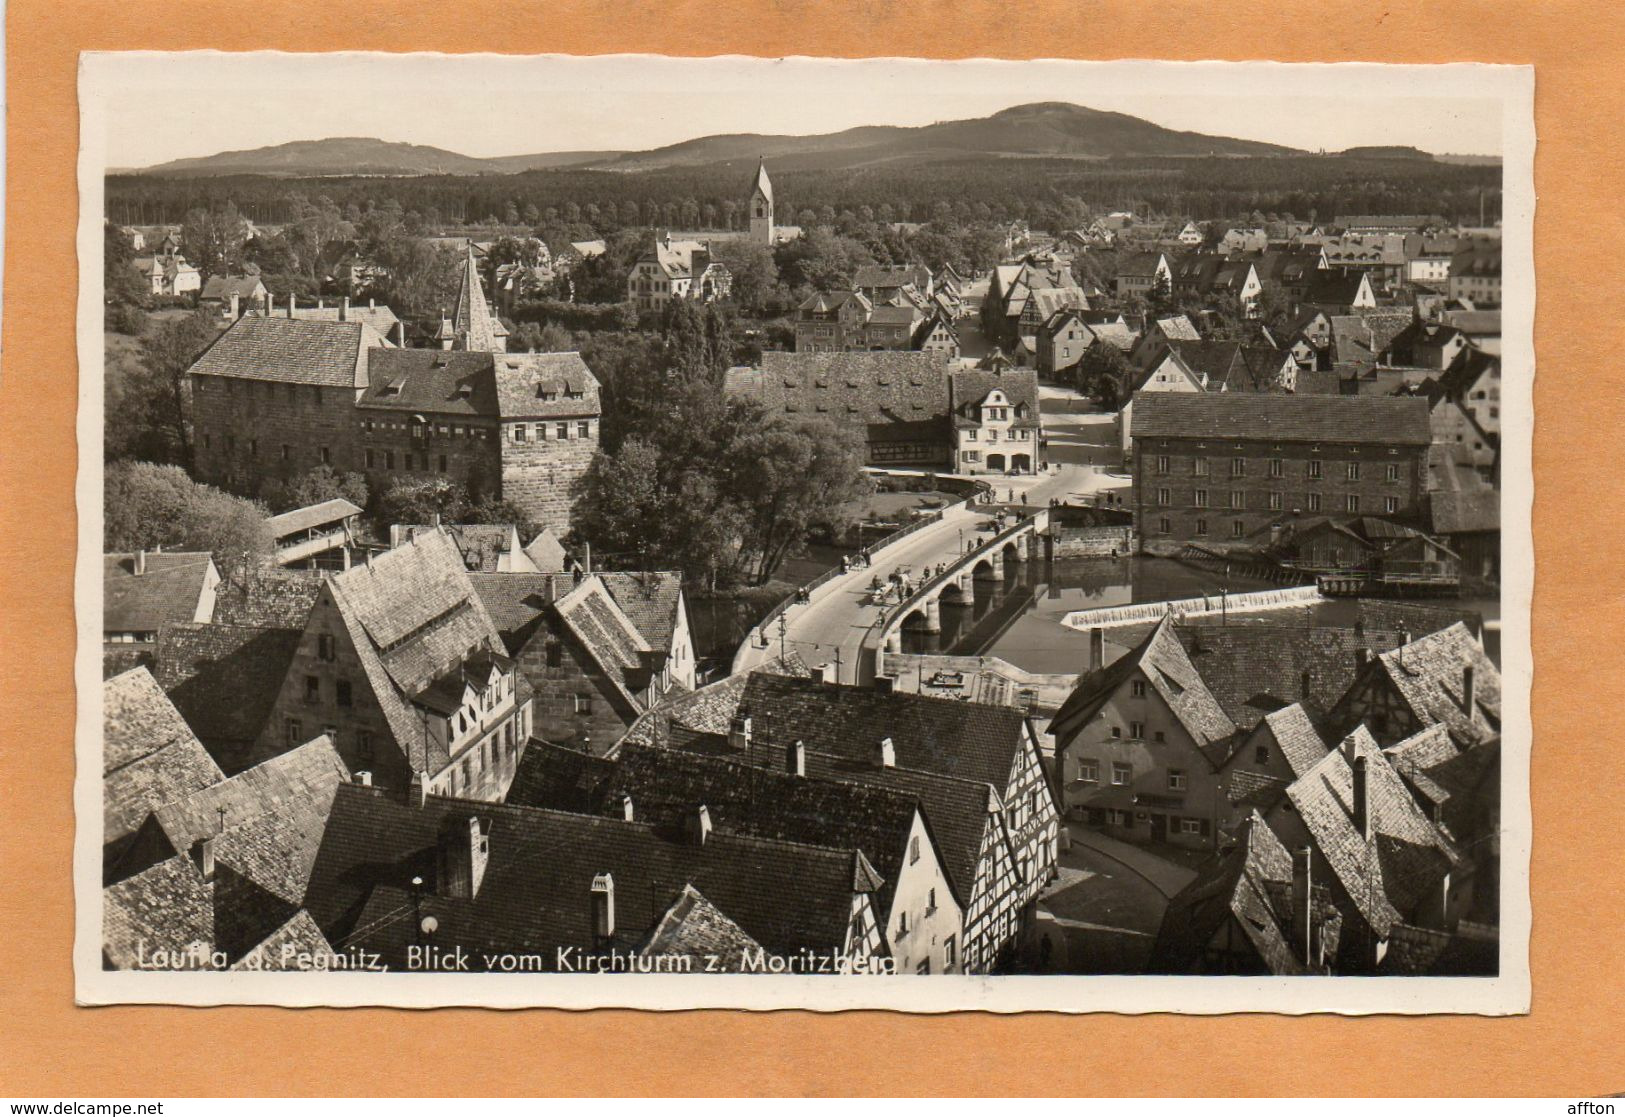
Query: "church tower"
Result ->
[[749, 158, 775, 246], [438, 243, 509, 353]]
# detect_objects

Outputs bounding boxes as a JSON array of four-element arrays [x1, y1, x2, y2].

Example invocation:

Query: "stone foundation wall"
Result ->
[[1052, 525, 1136, 557], [500, 420, 598, 536]]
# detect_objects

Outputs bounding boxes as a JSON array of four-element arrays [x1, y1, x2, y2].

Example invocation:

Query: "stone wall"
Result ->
[[1052, 524, 1136, 557], [357, 416, 504, 503], [512, 617, 639, 756], [499, 417, 599, 536], [192, 375, 360, 496]]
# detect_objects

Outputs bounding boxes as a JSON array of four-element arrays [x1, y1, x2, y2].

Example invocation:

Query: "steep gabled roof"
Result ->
[[1286, 728, 1458, 937], [104, 552, 216, 634], [751, 159, 773, 206], [638, 884, 762, 969], [1131, 392, 1432, 445], [104, 670, 225, 848], [1177, 625, 1396, 730], [153, 623, 303, 765], [552, 576, 655, 714], [187, 315, 382, 388], [211, 565, 322, 629], [597, 572, 685, 655], [1053, 616, 1237, 766], [1370, 623, 1501, 747], [451, 243, 505, 353], [303, 784, 874, 962]]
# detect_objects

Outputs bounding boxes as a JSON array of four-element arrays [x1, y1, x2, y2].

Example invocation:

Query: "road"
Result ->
[[1030, 826, 1184, 974], [735, 385, 1131, 683]]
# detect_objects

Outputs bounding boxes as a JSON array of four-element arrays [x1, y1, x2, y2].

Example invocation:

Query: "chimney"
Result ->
[[409, 771, 427, 808], [431, 511, 442, 530], [389, 525, 405, 549], [229, 292, 240, 320], [1352, 755, 1372, 841], [582, 540, 592, 574], [339, 296, 350, 323], [353, 770, 372, 787], [133, 549, 146, 576], [1462, 665, 1476, 716], [262, 291, 274, 315], [369, 297, 376, 309], [788, 740, 806, 777], [317, 297, 326, 310], [728, 715, 751, 752], [874, 675, 895, 694], [393, 320, 407, 347], [877, 737, 896, 768], [437, 815, 490, 900], [619, 794, 635, 822], [286, 293, 296, 319], [1089, 627, 1105, 672], [1355, 647, 1370, 669], [687, 804, 713, 846], [1291, 846, 1314, 965], [591, 873, 615, 942], [193, 836, 217, 882]]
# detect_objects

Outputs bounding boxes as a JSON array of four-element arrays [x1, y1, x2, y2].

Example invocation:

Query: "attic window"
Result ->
[[536, 384, 554, 399], [382, 377, 406, 396], [455, 382, 473, 398]]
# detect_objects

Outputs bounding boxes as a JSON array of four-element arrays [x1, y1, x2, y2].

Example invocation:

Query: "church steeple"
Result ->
[[749, 157, 775, 246], [449, 242, 508, 353]]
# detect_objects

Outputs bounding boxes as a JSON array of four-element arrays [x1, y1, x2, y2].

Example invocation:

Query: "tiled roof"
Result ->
[[212, 565, 322, 629], [1306, 269, 1370, 307], [231, 909, 334, 971], [327, 530, 507, 775], [201, 274, 267, 300], [1450, 242, 1501, 277], [358, 351, 599, 419], [1370, 623, 1501, 747], [1427, 490, 1500, 535], [399, 524, 523, 574], [303, 783, 875, 964], [638, 884, 762, 969], [188, 315, 381, 388], [104, 552, 215, 634], [553, 576, 655, 714], [948, 368, 1041, 427], [524, 528, 569, 572], [726, 351, 954, 437], [468, 572, 560, 640], [104, 670, 225, 849], [149, 735, 349, 907], [1054, 616, 1237, 766], [250, 301, 403, 337], [737, 673, 1029, 791], [854, 264, 930, 290], [103, 854, 215, 969], [618, 656, 810, 751], [451, 244, 505, 352], [1027, 287, 1089, 321], [1131, 391, 1432, 445], [1286, 728, 1458, 937], [1261, 704, 1331, 779], [591, 743, 935, 915], [267, 498, 361, 539], [1177, 624, 1397, 730], [597, 572, 685, 654], [152, 623, 303, 768], [491, 352, 600, 419], [1117, 252, 1166, 278], [1153, 812, 1316, 975], [505, 739, 618, 813]]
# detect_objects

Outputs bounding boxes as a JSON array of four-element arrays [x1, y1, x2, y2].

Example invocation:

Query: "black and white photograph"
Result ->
[[74, 53, 1532, 1012]]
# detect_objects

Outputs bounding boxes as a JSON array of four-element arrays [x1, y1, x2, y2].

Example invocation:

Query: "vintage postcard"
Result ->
[[74, 52, 1532, 1013]]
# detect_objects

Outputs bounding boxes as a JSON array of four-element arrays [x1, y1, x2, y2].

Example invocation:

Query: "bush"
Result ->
[[105, 302, 150, 336], [103, 461, 273, 566]]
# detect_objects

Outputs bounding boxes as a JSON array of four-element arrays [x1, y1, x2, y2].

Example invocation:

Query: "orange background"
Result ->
[[1, 0, 1616, 1097]]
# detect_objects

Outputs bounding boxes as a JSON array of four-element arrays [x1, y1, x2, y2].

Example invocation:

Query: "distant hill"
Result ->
[[1335, 145, 1434, 160], [129, 102, 1301, 179], [135, 137, 507, 178]]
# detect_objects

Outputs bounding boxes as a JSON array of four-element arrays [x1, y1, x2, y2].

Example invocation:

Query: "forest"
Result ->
[[105, 152, 1502, 233]]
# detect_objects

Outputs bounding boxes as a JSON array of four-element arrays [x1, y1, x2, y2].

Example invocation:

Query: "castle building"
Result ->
[[189, 254, 598, 533]]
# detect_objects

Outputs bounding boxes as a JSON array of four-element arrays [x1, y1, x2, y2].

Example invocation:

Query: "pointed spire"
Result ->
[[752, 157, 773, 207], [451, 241, 505, 353]]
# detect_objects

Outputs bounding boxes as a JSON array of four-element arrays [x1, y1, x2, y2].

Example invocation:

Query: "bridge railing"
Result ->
[[729, 472, 993, 675], [861, 507, 1049, 681]]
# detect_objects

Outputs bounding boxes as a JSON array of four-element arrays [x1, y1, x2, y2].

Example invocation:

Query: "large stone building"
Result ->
[[723, 351, 1041, 474], [626, 235, 733, 313], [1130, 393, 1432, 549], [190, 257, 600, 534]]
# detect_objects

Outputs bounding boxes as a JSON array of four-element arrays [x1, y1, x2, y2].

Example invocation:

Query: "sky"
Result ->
[[87, 53, 1514, 169]]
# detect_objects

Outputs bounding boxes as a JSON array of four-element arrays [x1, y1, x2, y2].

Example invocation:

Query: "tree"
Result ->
[[180, 204, 251, 280], [259, 464, 369, 514], [108, 308, 217, 467], [730, 418, 872, 584], [104, 223, 151, 330], [706, 239, 779, 313], [103, 461, 273, 566], [1079, 343, 1130, 409], [378, 476, 472, 526]]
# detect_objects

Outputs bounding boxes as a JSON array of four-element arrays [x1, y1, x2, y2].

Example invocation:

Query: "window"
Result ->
[[365, 449, 375, 469], [281, 444, 292, 462], [1230, 458, 1245, 477], [1385, 496, 1399, 514], [1129, 721, 1145, 739], [303, 675, 319, 703], [437, 455, 448, 473], [578, 421, 591, 439], [1179, 818, 1203, 835], [944, 936, 956, 969], [1346, 494, 1360, 514], [1195, 518, 1208, 537], [1157, 488, 1170, 506], [357, 730, 372, 762], [1154, 730, 1166, 743], [1194, 488, 1208, 508], [1268, 458, 1283, 478], [385, 450, 395, 470], [1269, 491, 1283, 511], [926, 887, 937, 914], [1308, 492, 1322, 512], [1131, 680, 1147, 698], [1156, 454, 1170, 474], [1107, 809, 1130, 827], [1110, 726, 1122, 739], [534, 423, 547, 441], [1111, 762, 1132, 787], [285, 718, 302, 746], [573, 693, 593, 715], [1194, 458, 1210, 477], [320, 446, 331, 465], [249, 439, 258, 458], [1307, 460, 1322, 479], [557, 422, 570, 440], [513, 425, 527, 442], [1386, 463, 1400, 482], [1255, 744, 1270, 765], [909, 836, 921, 864], [1158, 517, 1171, 534], [545, 639, 563, 668], [317, 633, 336, 662], [1229, 491, 1244, 510], [965, 430, 976, 441], [336, 679, 353, 707], [1168, 769, 1187, 791], [1232, 520, 1245, 538], [1078, 758, 1099, 783], [916, 960, 930, 975], [1346, 462, 1360, 481]]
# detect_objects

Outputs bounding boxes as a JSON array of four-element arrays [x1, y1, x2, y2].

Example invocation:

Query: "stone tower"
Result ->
[[749, 158, 775, 246]]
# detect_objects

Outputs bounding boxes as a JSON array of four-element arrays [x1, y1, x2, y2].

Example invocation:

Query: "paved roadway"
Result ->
[[735, 386, 1131, 683]]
